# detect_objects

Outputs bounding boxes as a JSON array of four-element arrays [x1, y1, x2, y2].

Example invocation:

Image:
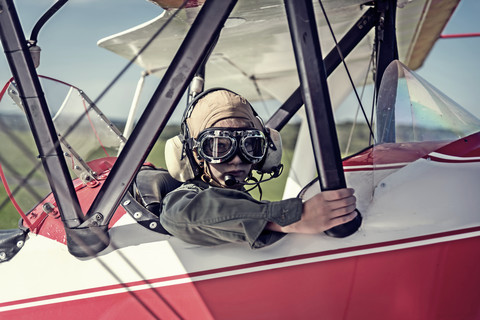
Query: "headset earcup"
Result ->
[[258, 128, 283, 174], [165, 135, 195, 182]]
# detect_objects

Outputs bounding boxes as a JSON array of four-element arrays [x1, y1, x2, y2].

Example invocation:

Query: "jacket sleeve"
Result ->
[[160, 183, 303, 249]]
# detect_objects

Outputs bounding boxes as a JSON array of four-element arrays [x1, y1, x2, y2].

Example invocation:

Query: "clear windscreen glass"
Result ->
[[0, 76, 125, 214], [372, 60, 480, 185], [0, 80, 49, 213], [376, 60, 480, 144], [49, 79, 125, 165]]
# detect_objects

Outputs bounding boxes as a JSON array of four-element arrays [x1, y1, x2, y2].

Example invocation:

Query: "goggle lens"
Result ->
[[196, 128, 266, 164], [202, 137, 234, 158], [242, 136, 266, 158]]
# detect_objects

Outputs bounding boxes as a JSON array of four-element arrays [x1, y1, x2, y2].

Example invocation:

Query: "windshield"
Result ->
[[376, 60, 480, 144], [301, 60, 480, 202], [364, 60, 480, 186], [0, 76, 125, 214]]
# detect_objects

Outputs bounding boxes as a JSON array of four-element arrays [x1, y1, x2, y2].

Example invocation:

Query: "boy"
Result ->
[[161, 89, 357, 248]]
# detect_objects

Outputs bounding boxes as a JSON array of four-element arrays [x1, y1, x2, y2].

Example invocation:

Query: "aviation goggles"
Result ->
[[194, 128, 267, 164]]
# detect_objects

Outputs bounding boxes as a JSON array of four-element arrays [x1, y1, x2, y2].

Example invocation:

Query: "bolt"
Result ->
[[17, 240, 24, 248], [43, 202, 55, 214], [123, 200, 131, 206], [94, 213, 103, 221], [133, 211, 142, 219], [149, 222, 158, 229], [0, 252, 6, 260]]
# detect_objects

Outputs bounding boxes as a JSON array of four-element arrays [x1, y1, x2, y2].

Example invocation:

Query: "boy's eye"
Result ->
[[243, 137, 264, 155], [244, 140, 254, 152], [204, 137, 233, 157], [215, 139, 230, 152]]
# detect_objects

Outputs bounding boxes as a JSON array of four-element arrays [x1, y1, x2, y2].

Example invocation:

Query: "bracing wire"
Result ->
[[369, 33, 382, 146], [344, 51, 375, 155], [317, 0, 375, 142]]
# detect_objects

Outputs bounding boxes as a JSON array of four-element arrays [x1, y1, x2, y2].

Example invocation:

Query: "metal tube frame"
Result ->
[[283, 0, 362, 237], [0, 0, 238, 257], [0, 0, 391, 252], [283, 0, 345, 190], [375, 0, 398, 143]]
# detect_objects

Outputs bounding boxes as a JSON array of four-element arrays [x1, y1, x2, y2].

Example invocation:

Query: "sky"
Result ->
[[0, 0, 479, 124]]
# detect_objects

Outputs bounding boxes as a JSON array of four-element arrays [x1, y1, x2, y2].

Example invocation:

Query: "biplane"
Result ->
[[0, 0, 479, 319]]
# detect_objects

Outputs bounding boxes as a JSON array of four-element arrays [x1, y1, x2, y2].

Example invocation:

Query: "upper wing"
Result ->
[[97, 0, 459, 107]]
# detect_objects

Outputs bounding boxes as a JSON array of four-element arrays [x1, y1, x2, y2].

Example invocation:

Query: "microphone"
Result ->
[[224, 174, 239, 187], [224, 169, 281, 187], [224, 174, 258, 186]]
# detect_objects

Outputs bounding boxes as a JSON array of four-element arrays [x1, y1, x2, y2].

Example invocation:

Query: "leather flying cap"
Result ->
[[186, 90, 263, 138]]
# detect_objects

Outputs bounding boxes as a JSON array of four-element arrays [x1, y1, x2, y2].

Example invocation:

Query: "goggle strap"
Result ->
[[265, 128, 277, 151], [180, 135, 191, 160]]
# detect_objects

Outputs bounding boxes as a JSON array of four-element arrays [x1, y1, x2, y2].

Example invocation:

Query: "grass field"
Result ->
[[0, 122, 370, 229]]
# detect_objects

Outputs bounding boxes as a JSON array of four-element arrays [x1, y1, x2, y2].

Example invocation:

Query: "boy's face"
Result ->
[[205, 119, 253, 188]]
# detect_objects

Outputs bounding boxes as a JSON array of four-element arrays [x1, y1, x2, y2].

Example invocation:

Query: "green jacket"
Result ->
[[160, 179, 303, 249]]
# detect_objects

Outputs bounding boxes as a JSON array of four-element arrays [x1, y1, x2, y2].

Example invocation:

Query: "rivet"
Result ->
[[42, 202, 55, 213], [17, 240, 24, 248], [0, 252, 6, 260], [133, 211, 142, 219], [123, 200, 131, 206], [149, 222, 158, 229]]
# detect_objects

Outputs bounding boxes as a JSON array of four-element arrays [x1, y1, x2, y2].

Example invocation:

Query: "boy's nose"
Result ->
[[228, 154, 244, 164]]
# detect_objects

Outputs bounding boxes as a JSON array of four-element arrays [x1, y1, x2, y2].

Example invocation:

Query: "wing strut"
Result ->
[[0, 0, 84, 230], [375, 0, 399, 143], [374, 0, 398, 98], [75, 0, 238, 257], [284, 0, 361, 237]]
